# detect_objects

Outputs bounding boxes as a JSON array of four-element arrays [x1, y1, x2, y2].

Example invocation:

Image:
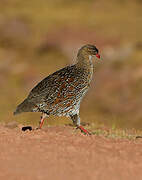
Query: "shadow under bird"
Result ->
[[14, 44, 100, 135]]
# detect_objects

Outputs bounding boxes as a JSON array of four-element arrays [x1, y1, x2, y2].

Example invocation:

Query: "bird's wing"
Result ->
[[27, 65, 77, 103]]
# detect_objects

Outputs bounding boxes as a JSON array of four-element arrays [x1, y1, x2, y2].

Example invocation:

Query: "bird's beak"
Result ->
[[95, 53, 100, 59]]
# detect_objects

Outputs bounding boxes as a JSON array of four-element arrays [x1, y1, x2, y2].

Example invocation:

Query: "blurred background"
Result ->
[[0, 0, 142, 129]]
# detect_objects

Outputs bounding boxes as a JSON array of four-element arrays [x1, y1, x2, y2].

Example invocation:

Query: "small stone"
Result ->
[[22, 126, 32, 131]]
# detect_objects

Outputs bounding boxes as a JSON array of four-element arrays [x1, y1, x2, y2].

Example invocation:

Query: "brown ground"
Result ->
[[0, 125, 142, 180]]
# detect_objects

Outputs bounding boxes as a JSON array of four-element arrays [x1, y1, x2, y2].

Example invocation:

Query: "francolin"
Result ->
[[14, 44, 100, 135]]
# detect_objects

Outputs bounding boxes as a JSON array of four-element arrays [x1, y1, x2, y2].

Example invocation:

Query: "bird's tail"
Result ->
[[13, 98, 36, 115]]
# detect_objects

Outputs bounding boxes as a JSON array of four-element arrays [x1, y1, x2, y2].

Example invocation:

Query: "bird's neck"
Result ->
[[76, 53, 94, 70], [76, 53, 94, 83]]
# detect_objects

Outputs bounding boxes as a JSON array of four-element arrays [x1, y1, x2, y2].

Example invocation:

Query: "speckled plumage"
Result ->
[[14, 44, 100, 135]]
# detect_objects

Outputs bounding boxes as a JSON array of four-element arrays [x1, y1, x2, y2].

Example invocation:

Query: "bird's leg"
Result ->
[[38, 113, 47, 129], [70, 114, 91, 135], [76, 125, 91, 135]]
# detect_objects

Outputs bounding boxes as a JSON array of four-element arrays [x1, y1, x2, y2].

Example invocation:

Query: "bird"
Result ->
[[14, 44, 100, 135]]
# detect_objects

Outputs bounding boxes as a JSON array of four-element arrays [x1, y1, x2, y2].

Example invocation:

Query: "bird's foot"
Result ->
[[35, 126, 42, 130], [76, 125, 91, 135]]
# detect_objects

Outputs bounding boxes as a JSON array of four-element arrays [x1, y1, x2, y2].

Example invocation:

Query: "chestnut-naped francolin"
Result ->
[[14, 44, 100, 135]]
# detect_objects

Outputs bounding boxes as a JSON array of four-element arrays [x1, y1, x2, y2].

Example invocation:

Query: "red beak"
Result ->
[[95, 53, 100, 59]]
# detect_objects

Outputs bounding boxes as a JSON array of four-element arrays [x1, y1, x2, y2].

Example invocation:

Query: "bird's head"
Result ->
[[78, 44, 100, 59]]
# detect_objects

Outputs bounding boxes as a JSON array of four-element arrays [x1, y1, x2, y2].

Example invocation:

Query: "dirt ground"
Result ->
[[0, 125, 142, 180]]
